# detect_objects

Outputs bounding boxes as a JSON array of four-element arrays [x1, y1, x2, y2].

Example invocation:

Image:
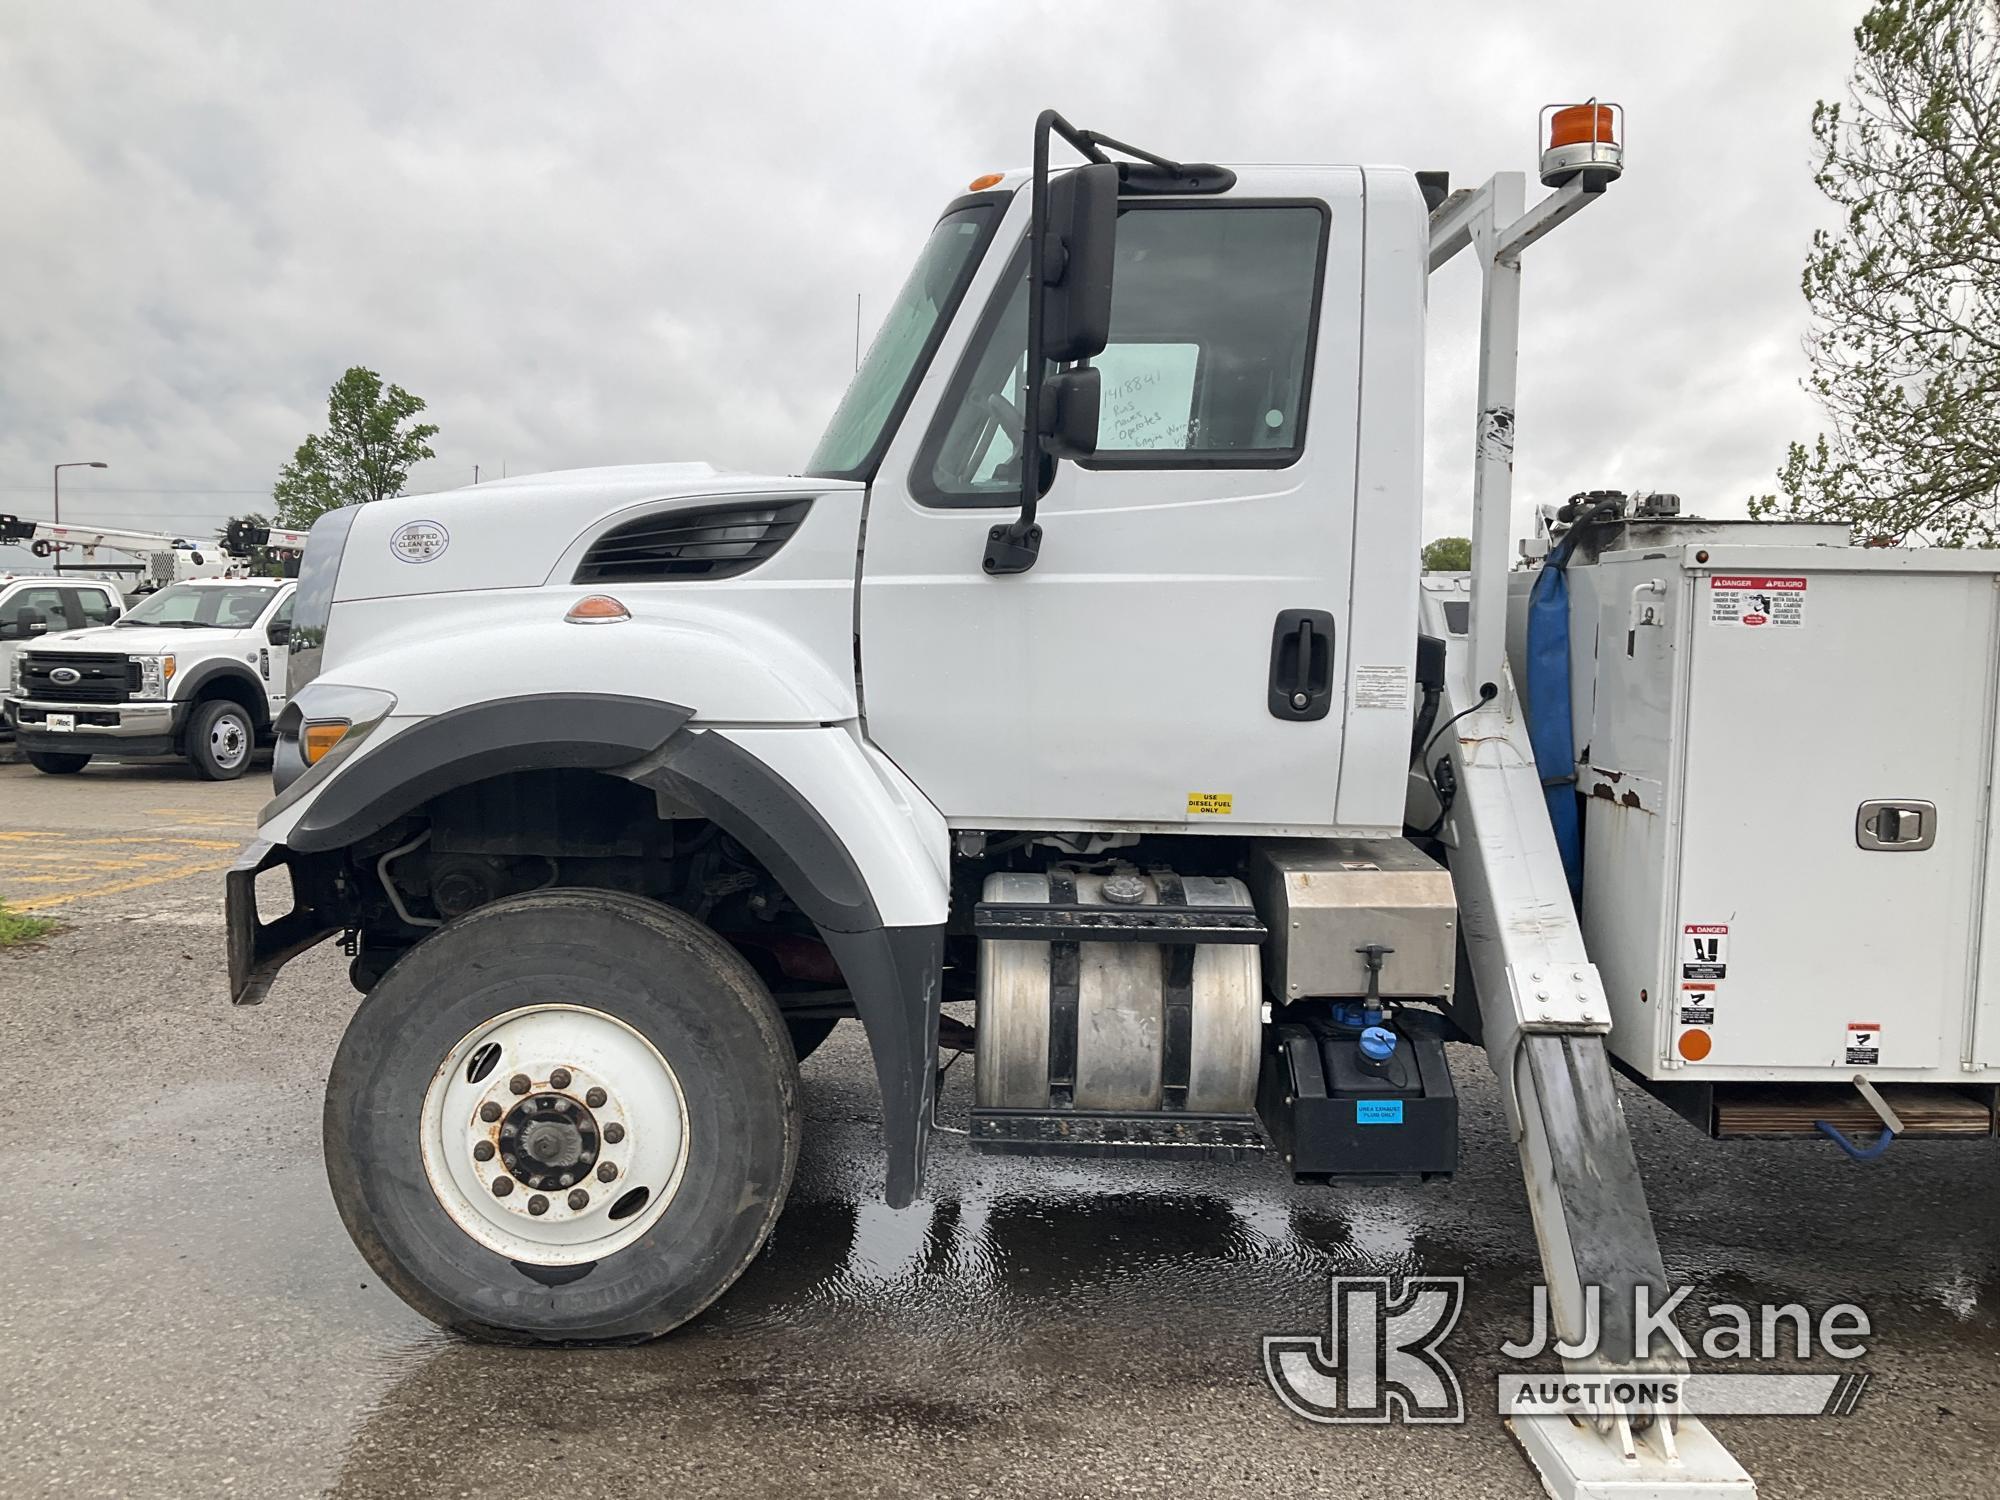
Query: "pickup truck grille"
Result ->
[[20, 652, 136, 704]]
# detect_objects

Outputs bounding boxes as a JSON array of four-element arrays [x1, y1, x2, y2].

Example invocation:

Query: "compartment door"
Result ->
[[1673, 569, 1993, 1072]]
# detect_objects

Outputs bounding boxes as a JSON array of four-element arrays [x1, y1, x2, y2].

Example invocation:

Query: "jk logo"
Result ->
[[1264, 1276, 1465, 1424]]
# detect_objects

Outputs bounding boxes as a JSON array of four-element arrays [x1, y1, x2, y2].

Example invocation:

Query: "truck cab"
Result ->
[[0, 574, 124, 714], [224, 130, 1448, 1345], [7, 576, 296, 778]]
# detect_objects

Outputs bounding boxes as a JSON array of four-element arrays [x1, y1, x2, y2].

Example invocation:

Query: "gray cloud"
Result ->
[[1, 0, 1862, 549]]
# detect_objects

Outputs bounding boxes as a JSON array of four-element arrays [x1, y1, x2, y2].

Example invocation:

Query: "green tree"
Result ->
[[1421, 536, 1473, 572], [1752, 1, 2000, 544], [272, 367, 439, 529]]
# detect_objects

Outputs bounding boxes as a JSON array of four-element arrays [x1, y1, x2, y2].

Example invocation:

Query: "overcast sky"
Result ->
[[1, 1, 1863, 553]]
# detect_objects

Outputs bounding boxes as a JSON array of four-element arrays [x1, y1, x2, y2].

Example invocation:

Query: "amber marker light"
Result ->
[[565, 594, 632, 624], [303, 721, 350, 765], [967, 172, 1005, 191]]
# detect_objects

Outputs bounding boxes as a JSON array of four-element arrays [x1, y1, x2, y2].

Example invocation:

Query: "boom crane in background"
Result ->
[[0, 513, 310, 592]]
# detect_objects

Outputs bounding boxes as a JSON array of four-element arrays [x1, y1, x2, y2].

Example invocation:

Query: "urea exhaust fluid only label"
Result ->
[[1709, 575, 1806, 628]]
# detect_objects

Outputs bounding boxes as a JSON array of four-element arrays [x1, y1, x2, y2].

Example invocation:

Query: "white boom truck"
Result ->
[[0, 513, 309, 592], [223, 108, 1993, 1498]]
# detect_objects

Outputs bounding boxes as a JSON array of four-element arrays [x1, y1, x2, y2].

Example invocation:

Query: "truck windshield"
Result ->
[[804, 199, 1002, 481], [118, 583, 278, 629]]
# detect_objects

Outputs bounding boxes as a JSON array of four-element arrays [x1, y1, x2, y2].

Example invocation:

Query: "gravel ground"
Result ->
[[2, 760, 1997, 1498]]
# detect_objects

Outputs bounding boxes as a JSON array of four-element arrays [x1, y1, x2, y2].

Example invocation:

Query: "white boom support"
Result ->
[[1427, 176, 1756, 1498]]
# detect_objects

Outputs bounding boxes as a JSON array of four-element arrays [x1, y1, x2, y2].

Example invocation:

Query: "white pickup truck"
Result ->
[[5, 576, 295, 779], [0, 574, 126, 703]]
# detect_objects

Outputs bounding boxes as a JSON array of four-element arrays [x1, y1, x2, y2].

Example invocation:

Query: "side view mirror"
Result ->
[[267, 621, 292, 647], [1039, 163, 1118, 362]]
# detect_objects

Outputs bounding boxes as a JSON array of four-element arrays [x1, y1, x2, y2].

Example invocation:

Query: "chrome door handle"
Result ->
[[1856, 800, 1936, 851]]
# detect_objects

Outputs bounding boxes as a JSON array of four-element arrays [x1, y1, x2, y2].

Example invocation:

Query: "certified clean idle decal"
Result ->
[[390, 520, 450, 563]]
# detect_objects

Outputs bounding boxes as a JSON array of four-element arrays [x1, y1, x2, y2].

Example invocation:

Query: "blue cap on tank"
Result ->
[[1359, 1026, 1398, 1063]]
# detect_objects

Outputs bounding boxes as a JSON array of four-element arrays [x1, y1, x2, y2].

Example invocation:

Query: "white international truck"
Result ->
[[221, 108, 1995, 1498]]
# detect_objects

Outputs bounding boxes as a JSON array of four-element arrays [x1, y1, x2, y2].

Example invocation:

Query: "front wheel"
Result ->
[[186, 699, 254, 780], [25, 750, 90, 774], [323, 889, 801, 1343]]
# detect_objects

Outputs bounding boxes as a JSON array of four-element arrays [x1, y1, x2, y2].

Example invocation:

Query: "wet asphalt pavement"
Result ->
[[3, 762, 2000, 1498]]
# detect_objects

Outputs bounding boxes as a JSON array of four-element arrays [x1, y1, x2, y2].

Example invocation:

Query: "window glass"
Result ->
[[1, 587, 68, 639], [118, 583, 278, 629], [920, 203, 1326, 501], [74, 588, 119, 624], [805, 202, 1000, 480]]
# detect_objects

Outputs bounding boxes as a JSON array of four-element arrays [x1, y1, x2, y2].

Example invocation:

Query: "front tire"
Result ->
[[187, 699, 254, 780], [323, 889, 801, 1344], [25, 750, 90, 774]]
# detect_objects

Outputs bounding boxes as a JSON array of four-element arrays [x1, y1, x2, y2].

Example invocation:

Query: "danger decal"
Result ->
[[1709, 575, 1806, 628], [1845, 1023, 1881, 1067], [1682, 924, 1728, 981]]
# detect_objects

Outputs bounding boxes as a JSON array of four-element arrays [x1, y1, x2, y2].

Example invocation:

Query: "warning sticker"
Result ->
[[1682, 924, 1729, 981], [1846, 1023, 1881, 1067], [1352, 665, 1411, 711], [1679, 1004, 1715, 1026], [1709, 575, 1807, 628], [1186, 792, 1234, 816]]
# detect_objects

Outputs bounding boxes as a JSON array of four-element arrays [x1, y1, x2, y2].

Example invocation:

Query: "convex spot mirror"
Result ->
[[1039, 367, 1100, 460]]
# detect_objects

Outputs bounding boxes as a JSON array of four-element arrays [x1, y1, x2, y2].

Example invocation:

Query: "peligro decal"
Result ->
[[1709, 575, 1806, 628], [389, 520, 450, 563]]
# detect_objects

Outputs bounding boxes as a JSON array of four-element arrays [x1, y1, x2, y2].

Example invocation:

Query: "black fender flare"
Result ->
[[177, 658, 271, 726], [632, 731, 941, 1209], [273, 693, 941, 1207], [286, 693, 694, 853]]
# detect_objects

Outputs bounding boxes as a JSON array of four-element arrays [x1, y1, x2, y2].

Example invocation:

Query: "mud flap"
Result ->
[[225, 839, 340, 1005], [822, 926, 944, 1208]]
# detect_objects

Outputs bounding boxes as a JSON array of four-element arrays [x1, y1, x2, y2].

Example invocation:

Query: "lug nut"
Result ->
[[568, 1189, 589, 1211], [473, 1141, 495, 1162], [550, 1067, 572, 1089], [479, 1101, 502, 1123], [596, 1161, 618, 1183], [509, 1073, 530, 1095], [492, 1177, 514, 1197], [585, 1087, 607, 1109], [528, 1195, 549, 1216], [603, 1122, 625, 1144]]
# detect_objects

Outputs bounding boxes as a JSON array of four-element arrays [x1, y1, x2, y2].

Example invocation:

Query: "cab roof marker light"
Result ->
[[565, 594, 631, 624], [967, 172, 1005, 192]]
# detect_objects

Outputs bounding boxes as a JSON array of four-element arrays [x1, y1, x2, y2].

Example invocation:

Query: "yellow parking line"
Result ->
[[12, 858, 237, 912]]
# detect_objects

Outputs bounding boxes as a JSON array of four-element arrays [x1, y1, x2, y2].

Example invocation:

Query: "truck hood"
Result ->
[[31, 624, 249, 655], [333, 462, 860, 602]]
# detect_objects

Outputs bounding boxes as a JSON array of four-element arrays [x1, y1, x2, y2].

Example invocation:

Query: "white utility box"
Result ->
[[1524, 523, 2000, 1085]]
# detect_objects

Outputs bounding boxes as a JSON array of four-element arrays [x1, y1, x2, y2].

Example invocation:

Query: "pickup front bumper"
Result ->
[[225, 839, 341, 1004], [6, 696, 182, 757]]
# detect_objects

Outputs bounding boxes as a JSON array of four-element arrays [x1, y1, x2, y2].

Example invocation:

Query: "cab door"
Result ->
[[258, 590, 295, 711], [859, 171, 1364, 831]]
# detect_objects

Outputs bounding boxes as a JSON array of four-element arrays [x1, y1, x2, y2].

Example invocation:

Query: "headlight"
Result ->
[[134, 654, 177, 699]]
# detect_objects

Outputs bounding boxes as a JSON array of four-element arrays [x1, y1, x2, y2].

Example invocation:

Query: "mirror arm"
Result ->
[[984, 110, 1063, 578]]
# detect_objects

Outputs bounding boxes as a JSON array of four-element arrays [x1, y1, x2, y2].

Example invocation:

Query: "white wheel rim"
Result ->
[[419, 1004, 691, 1265], [210, 711, 249, 769]]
